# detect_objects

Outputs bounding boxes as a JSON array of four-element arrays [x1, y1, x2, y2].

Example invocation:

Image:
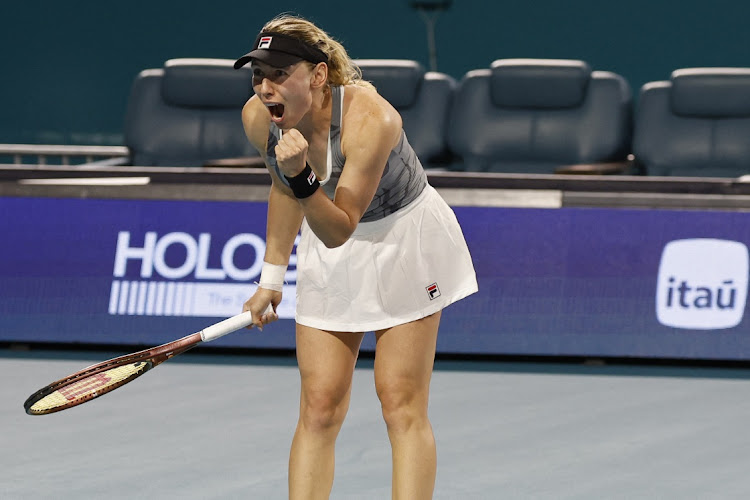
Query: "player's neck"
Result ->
[[295, 87, 332, 140]]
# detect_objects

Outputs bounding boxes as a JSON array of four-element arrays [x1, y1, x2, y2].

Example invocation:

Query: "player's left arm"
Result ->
[[300, 89, 402, 247]]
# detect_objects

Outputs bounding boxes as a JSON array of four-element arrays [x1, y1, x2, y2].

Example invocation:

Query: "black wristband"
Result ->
[[284, 163, 320, 199]]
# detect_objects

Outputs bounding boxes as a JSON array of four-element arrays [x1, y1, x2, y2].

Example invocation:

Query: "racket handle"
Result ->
[[200, 311, 254, 342], [199, 304, 275, 342]]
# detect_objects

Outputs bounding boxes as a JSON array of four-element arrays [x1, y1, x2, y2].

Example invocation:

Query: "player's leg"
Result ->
[[289, 324, 365, 500], [374, 311, 440, 500]]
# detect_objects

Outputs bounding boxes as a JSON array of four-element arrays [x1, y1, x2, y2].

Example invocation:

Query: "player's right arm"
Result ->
[[241, 96, 304, 328]]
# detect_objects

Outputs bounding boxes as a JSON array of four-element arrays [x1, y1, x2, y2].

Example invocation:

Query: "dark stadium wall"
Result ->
[[3, 0, 748, 145]]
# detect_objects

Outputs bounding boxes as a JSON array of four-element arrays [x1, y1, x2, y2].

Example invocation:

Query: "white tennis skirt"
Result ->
[[295, 184, 478, 332]]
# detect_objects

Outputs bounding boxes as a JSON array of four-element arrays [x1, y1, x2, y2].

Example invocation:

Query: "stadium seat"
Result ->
[[355, 59, 456, 168], [633, 68, 750, 177], [447, 59, 633, 174], [124, 58, 260, 167]]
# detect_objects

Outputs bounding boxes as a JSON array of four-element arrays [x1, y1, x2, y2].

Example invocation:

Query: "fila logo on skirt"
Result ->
[[426, 282, 441, 300]]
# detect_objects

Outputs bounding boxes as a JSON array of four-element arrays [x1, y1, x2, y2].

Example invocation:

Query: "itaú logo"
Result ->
[[656, 239, 749, 330], [109, 231, 297, 318]]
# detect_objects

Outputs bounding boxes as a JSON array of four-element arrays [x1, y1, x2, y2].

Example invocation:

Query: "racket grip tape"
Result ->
[[200, 305, 274, 342]]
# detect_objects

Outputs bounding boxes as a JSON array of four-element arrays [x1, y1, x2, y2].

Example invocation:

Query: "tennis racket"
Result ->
[[24, 310, 258, 415]]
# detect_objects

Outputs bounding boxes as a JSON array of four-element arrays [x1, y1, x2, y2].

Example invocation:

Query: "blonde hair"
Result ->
[[261, 14, 374, 90]]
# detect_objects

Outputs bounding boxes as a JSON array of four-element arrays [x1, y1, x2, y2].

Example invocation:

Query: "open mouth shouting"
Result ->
[[266, 102, 285, 123]]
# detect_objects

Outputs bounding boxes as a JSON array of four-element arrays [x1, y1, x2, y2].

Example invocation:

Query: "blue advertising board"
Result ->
[[2, 195, 750, 360]]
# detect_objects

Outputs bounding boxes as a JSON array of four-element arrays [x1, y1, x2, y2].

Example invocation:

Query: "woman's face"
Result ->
[[251, 60, 314, 130]]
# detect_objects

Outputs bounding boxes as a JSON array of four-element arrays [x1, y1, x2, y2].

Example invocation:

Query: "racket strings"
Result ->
[[28, 362, 150, 414]]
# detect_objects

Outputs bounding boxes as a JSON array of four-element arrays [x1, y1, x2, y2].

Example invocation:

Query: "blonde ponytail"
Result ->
[[260, 14, 375, 90]]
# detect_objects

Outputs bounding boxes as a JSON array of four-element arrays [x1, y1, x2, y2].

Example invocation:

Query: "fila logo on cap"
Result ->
[[258, 36, 273, 49]]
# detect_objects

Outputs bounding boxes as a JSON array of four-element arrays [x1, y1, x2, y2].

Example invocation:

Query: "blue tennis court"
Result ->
[[4, 348, 750, 499]]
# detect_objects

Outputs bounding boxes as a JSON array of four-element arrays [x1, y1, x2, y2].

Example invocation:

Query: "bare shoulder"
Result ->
[[241, 95, 271, 154], [341, 85, 402, 152]]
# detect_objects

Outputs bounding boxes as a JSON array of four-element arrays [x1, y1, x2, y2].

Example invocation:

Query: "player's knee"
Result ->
[[377, 384, 427, 433], [300, 390, 349, 432]]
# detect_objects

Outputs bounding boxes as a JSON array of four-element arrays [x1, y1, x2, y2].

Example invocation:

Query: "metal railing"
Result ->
[[0, 144, 129, 166]]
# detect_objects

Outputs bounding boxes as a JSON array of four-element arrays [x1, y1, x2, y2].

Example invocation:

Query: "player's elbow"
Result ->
[[312, 208, 358, 248], [319, 224, 355, 248], [323, 240, 343, 249], [321, 234, 349, 249]]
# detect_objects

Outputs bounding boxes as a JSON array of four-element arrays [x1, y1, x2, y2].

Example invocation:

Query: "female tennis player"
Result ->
[[236, 14, 478, 499]]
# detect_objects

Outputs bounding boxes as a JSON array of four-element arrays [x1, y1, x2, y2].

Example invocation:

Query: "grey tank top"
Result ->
[[266, 85, 427, 222]]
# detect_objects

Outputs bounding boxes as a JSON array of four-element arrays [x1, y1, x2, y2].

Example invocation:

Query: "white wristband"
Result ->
[[258, 262, 287, 292]]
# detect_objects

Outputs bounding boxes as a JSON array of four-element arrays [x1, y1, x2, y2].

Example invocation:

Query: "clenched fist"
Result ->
[[275, 128, 309, 178]]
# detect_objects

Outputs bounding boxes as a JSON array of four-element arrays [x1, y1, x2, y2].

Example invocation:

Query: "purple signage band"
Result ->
[[2, 196, 750, 360]]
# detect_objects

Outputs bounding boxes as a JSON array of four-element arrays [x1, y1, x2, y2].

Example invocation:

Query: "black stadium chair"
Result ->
[[633, 68, 750, 177], [124, 58, 260, 167], [447, 59, 633, 174]]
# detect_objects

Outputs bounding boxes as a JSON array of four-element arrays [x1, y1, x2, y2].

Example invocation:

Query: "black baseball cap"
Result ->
[[234, 32, 328, 69]]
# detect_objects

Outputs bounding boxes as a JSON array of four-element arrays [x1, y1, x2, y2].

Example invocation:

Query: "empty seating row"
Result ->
[[123, 58, 750, 177], [124, 58, 257, 167]]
